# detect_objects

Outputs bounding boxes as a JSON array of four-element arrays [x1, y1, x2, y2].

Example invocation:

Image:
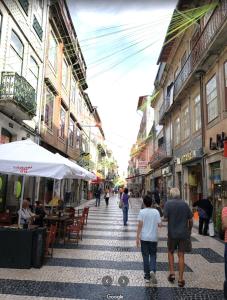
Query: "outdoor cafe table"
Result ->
[[0, 225, 46, 268], [44, 215, 71, 243]]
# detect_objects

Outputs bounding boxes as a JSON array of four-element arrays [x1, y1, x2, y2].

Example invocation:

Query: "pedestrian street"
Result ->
[[0, 195, 225, 300]]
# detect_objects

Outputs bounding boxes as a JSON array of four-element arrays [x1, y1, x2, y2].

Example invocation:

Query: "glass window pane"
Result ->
[[45, 88, 54, 129], [29, 56, 39, 90], [11, 31, 23, 57], [8, 47, 22, 74], [49, 32, 57, 70], [62, 59, 68, 88]]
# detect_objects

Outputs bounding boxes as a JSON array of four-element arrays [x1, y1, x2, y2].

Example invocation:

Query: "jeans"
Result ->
[[141, 240, 157, 278], [123, 205, 128, 225], [199, 217, 209, 235], [95, 197, 100, 206]]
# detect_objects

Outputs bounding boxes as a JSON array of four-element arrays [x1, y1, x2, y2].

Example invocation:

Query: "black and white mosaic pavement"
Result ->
[[0, 196, 225, 300]]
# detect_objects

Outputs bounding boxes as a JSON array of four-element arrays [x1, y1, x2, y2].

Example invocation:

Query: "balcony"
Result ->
[[150, 143, 172, 169], [0, 72, 36, 121], [159, 96, 170, 125], [174, 0, 227, 98]]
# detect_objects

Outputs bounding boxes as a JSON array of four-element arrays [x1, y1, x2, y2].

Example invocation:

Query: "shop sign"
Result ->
[[162, 166, 172, 175], [181, 150, 198, 164], [138, 161, 148, 168]]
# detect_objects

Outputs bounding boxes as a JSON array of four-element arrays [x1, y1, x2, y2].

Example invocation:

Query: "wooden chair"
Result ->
[[45, 224, 57, 257]]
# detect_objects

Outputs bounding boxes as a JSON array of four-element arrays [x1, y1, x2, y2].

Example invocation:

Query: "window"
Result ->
[[48, 32, 57, 70], [62, 58, 68, 88], [44, 87, 54, 129], [224, 62, 227, 110], [181, 51, 187, 68], [9, 31, 24, 75], [71, 79, 77, 104], [29, 56, 39, 91], [194, 95, 201, 131], [206, 76, 218, 123], [174, 117, 180, 145], [69, 118, 75, 147], [75, 127, 81, 149], [182, 106, 190, 140], [59, 106, 66, 139], [34, 0, 43, 24]]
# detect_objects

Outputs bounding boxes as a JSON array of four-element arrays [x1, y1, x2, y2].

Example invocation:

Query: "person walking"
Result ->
[[104, 188, 110, 206], [121, 188, 130, 226], [193, 198, 213, 235], [95, 185, 102, 207], [136, 194, 162, 284], [152, 186, 161, 205], [119, 187, 123, 199], [164, 187, 193, 288]]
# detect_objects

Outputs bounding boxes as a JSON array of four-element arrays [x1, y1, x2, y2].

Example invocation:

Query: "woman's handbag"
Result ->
[[119, 199, 123, 209]]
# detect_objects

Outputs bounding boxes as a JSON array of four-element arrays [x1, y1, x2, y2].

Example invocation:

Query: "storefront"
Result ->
[[161, 165, 173, 202], [180, 150, 203, 206]]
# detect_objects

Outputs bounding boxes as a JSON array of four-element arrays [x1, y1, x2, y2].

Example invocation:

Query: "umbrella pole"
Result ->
[[18, 175, 25, 227]]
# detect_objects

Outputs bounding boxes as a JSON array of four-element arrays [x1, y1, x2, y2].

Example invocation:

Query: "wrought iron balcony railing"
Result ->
[[159, 96, 170, 124], [174, 0, 227, 97], [0, 72, 36, 116], [150, 142, 172, 168]]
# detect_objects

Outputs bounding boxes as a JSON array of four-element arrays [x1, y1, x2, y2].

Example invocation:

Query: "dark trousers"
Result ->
[[141, 240, 157, 278], [199, 217, 209, 235], [95, 197, 100, 206], [105, 197, 109, 206], [123, 206, 128, 225]]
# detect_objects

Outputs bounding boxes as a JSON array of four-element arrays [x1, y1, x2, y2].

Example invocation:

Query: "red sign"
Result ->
[[13, 166, 32, 174]]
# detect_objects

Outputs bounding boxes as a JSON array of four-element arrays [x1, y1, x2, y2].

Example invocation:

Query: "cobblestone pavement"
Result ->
[[0, 196, 225, 300]]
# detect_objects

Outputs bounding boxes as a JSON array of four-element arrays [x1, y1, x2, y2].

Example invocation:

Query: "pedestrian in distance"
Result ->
[[104, 188, 110, 206], [95, 185, 102, 207], [136, 194, 162, 284], [121, 188, 130, 226], [152, 186, 161, 205], [163, 187, 193, 288], [193, 197, 213, 235]]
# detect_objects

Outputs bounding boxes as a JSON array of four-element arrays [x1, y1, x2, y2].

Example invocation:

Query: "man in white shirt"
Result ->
[[18, 199, 35, 225], [136, 194, 162, 284]]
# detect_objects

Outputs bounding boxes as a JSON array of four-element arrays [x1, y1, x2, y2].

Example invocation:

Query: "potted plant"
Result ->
[[215, 208, 224, 240]]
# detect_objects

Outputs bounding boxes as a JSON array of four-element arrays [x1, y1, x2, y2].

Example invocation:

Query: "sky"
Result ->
[[67, 0, 177, 176]]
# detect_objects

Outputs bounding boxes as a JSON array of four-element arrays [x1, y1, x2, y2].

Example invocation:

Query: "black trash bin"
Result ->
[[32, 227, 46, 268]]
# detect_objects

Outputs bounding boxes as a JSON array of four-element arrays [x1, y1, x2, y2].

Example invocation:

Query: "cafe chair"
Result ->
[[83, 207, 89, 225], [45, 224, 57, 257], [66, 219, 81, 245]]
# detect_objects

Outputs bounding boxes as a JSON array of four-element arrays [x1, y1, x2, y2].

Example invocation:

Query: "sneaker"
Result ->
[[145, 278, 150, 284], [150, 271, 157, 284]]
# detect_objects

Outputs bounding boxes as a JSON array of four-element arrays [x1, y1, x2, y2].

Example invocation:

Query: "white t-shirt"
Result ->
[[137, 208, 161, 242]]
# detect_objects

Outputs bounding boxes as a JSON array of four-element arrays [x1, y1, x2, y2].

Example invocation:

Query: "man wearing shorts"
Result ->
[[164, 187, 193, 288]]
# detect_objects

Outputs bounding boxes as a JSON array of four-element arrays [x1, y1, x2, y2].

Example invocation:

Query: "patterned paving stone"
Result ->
[[0, 279, 224, 300], [0, 196, 225, 299], [45, 258, 193, 272]]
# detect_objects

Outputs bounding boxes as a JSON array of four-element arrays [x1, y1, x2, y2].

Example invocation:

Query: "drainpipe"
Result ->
[[196, 70, 207, 198]]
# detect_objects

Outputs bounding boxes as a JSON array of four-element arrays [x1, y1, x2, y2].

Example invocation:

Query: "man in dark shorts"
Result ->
[[164, 187, 193, 288]]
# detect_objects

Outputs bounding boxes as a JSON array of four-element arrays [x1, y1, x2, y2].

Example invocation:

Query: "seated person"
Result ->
[[18, 199, 36, 225], [33, 201, 46, 227]]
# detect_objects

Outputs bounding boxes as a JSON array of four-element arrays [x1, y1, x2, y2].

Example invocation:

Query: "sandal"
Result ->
[[178, 280, 185, 288], [167, 274, 175, 283]]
